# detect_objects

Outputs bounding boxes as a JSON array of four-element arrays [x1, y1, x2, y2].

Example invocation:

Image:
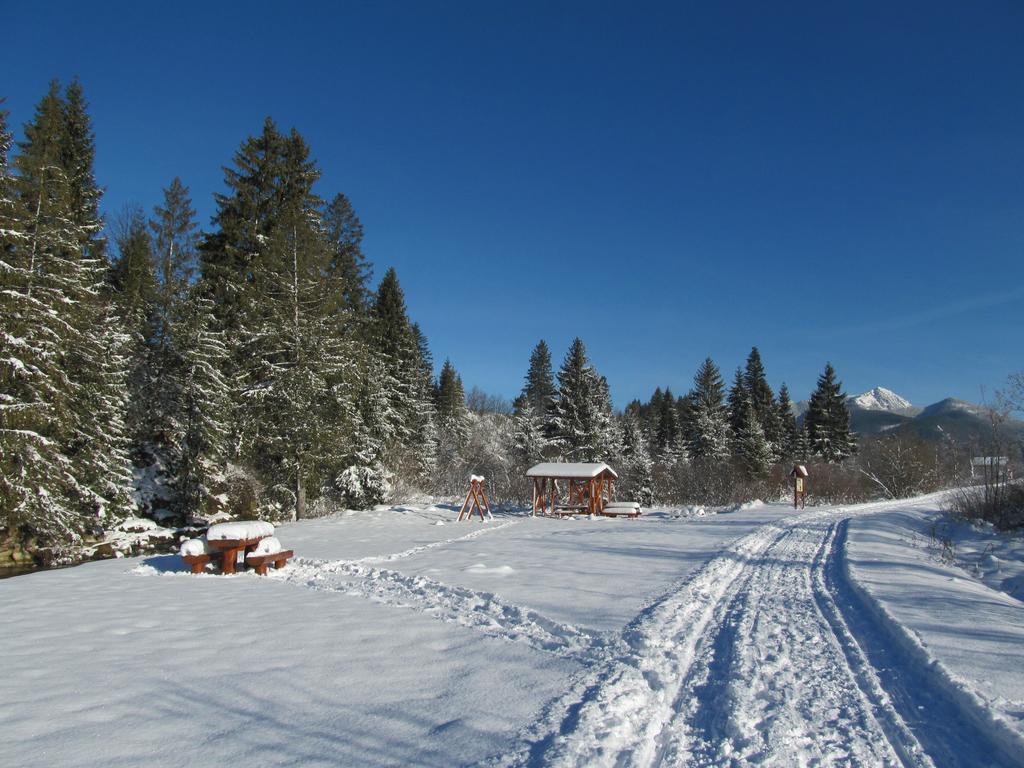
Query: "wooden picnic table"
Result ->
[[206, 536, 270, 575]]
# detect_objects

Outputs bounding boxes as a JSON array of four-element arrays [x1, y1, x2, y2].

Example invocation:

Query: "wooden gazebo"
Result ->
[[526, 462, 619, 517]]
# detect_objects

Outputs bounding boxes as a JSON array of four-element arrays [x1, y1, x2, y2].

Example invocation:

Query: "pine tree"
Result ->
[[727, 367, 750, 447], [805, 363, 856, 463], [551, 338, 613, 462], [436, 358, 469, 450], [436, 359, 467, 423], [685, 357, 730, 460], [323, 192, 371, 313], [108, 207, 168, 513], [173, 291, 230, 516], [56, 82, 135, 524], [371, 268, 437, 485], [776, 382, 799, 462], [510, 342, 558, 470], [744, 347, 781, 460], [200, 117, 287, 452], [654, 387, 681, 460], [522, 340, 557, 419], [733, 389, 773, 477], [236, 127, 351, 519], [2, 82, 134, 547], [138, 178, 201, 512], [619, 411, 654, 504], [0, 98, 82, 548]]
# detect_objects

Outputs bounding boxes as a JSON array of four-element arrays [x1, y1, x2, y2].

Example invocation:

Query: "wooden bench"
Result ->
[[598, 507, 641, 518], [245, 550, 294, 575], [182, 553, 213, 574]]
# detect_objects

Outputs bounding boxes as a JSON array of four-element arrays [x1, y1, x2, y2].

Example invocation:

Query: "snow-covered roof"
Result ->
[[971, 456, 1008, 466], [790, 465, 809, 477], [526, 462, 618, 479]]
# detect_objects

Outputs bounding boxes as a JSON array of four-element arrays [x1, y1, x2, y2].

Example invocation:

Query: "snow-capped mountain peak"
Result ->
[[848, 387, 916, 414]]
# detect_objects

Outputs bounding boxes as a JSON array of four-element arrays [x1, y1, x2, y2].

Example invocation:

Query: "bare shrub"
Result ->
[[856, 434, 952, 499]]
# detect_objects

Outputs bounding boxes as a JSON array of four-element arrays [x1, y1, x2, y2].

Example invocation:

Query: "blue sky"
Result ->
[[3, 1, 1022, 408]]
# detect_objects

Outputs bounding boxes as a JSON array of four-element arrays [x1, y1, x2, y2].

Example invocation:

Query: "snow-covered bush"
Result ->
[[334, 465, 392, 510]]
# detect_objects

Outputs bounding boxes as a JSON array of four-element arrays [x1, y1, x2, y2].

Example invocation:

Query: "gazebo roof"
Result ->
[[526, 462, 619, 480]]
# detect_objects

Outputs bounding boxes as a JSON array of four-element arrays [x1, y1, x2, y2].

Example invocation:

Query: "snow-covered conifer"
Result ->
[[551, 338, 613, 462], [805, 363, 856, 463], [685, 357, 731, 460]]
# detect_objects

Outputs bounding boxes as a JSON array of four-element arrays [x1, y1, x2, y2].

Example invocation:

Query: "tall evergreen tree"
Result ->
[[744, 346, 781, 459], [654, 386, 681, 460], [619, 411, 654, 505], [173, 291, 230, 516], [371, 268, 437, 484], [551, 338, 613, 461], [805, 363, 856, 463], [107, 207, 166, 512], [3, 82, 135, 540], [685, 357, 730, 460], [727, 367, 750, 443], [521, 340, 557, 418], [236, 127, 352, 519], [436, 359, 467, 420], [776, 383, 799, 462], [323, 192, 371, 313], [57, 82, 135, 524], [732, 388, 773, 477]]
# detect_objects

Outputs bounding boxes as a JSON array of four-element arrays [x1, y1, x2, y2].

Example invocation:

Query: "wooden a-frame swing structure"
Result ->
[[458, 475, 493, 521]]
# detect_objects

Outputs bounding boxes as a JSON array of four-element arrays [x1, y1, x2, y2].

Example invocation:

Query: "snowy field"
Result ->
[[1, 498, 1023, 767]]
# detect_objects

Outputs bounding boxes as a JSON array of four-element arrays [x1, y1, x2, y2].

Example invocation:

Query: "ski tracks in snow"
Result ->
[[498, 504, 1019, 768]]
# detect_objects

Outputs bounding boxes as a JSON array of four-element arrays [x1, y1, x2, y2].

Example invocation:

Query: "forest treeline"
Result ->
[[0, 82, 962, 563]]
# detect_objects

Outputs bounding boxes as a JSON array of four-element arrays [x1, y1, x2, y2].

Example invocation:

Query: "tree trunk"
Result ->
[[295, 457, 306, 521]]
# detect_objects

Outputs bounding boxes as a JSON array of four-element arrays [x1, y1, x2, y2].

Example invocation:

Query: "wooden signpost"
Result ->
[[458, 475, 492, 521], [790, 464, 809, 509]]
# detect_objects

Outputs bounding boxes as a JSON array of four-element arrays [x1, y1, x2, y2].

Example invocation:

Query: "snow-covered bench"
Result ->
[[244, 537, 294, 575], [600, 501, 642, 518], [180, 537, 216, 574]]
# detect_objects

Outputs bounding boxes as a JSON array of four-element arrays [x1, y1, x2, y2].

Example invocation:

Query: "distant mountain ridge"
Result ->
[[848, 387, 921, 416], [794, 387, 1024, 445]]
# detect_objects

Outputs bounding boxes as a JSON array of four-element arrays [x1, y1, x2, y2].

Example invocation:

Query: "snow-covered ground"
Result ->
[[1, 497, 1022, 766]]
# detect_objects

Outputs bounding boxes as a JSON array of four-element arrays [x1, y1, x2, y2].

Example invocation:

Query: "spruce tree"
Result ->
[[57, 82, 135, 524], [173, 291, 230, 516], [654, 387, 681, 460], [371, 268, 437, 485], [744, 347, 781, 459], [236, 127, 350, 519], [685, 357, 730, 460], [776, 383, 799, 462], [522, 340, 557, 418], [551, 338, 613, 462], [108, 207, 167, 513], [727, 367, 750, 445], [4, 82, 134, 542], [805, 363, 856, 463], [323, 192, 371, 313], [510, 341, 558, 469], [0, 99, 82, 548], [143, 178, 201, 510], [436, 358, 469, 448], [733, 389, 773, 478], [200, 117, 287, 452], [619, 411, 654, 505]]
